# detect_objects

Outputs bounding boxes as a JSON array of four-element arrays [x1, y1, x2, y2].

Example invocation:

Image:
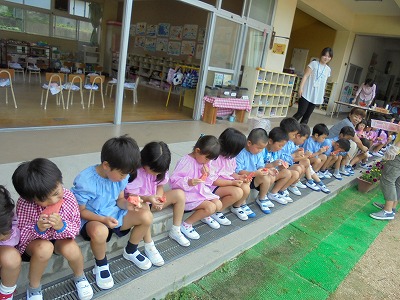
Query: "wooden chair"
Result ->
[[7, 55, 25, 81], [85, 75, 105, 108], [75, 62, 86, 75], [25, 57, 41, 83], [124, 76, 140, 104], [41, 73, 65, 110], [105, 78, 117, 98], [59, 61, 74, 82], [66, 74, 85, 109], [0, 69, 17, 108]]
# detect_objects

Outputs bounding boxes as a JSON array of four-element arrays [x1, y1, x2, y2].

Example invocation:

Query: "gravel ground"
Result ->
[[330, 217, 400, 300]]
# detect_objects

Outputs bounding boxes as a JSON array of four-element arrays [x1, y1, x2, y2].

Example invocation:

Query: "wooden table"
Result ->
[[331, 101, 391, 119], [202, 96, 251, 124]]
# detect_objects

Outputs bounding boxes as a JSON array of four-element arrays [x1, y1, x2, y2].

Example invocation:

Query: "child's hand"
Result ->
[[297, 147, 304, 155], [200, 165, 209, 181], [127, 195, 143, 209], [104, 216, 118, 229], [268, 168, 279, 176], [305, 150, 313, 158], [231, 179, 243, 187], [151, 195, 164, 211], [48, 213, 63, 231], [273, 159, 283, 167], [37, 214, 52, 232]]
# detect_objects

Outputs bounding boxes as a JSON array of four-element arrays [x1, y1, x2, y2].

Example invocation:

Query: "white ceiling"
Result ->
[[338, 0, 400, 16]]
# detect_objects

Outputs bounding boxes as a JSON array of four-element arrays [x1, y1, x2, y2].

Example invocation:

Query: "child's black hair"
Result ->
[[336, 139, 351, 152], [12, 158, 63, 202], [312, 123, 329, 136], [339, 126, 355, 137], [360, 137, 371, 149], [193, 135, 220, 160], [299, 124, 311, 137], [219, 128, 246, 159], [280, 117, 301, 134], [101, 135, 141, 182], [248, 128, 268, 144], [268, 127, 289, 143], [355, 119, 368, 131], [0, 185, 15, 236], [141, 141, 171, 182]]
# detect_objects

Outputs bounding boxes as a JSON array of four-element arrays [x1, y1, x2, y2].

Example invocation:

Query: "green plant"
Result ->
[[360, 161, 384, 183]]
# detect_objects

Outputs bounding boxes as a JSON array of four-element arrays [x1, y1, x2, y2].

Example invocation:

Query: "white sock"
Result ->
[[144, 240, 154, 248], [171, 225, 180, 232], [0, 283, 16, 295]]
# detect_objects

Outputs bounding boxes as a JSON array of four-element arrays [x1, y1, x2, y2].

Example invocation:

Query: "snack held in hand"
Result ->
[[42, 198, 64, 215], [247, 172, 256, 180], [127, 195, 142, 208], [159, 195, 167, 203], [281, 161, 289, 169], [200, 173, 208, 181]]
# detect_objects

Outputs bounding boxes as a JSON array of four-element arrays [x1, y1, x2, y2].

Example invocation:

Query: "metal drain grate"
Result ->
[[14, 180, 327, 300]]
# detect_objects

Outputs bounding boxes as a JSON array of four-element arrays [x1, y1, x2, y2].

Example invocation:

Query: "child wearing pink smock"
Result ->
[[370, 129, 388, 157], [209, 128, 251, 224], [0, 185, 21, 300], [170, 135, 222, 240], [125, 142, 190, 252]]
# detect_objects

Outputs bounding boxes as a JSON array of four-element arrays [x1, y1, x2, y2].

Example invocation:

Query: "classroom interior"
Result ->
[[1, 0, 400, 130]]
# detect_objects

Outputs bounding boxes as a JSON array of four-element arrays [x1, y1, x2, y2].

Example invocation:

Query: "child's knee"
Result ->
[[31, 241, 54, 260], [142, 210, 154, 226], [0, 247, 21, 268], [88, 224, 110, 243], [204, 201, 217, 215], [232, 187, 244, 200], [241, 184, 250, 196]]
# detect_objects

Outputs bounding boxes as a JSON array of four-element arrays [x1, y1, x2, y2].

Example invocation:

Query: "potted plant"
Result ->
[[357, 161, 384, 193]]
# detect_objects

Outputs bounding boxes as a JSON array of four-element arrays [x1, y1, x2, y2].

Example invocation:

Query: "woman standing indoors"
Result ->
[[293, 47, 333, 124], [352, 78, 376, 107]]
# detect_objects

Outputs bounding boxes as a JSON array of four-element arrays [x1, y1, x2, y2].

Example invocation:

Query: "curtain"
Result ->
[[89, 3, 102, 46]]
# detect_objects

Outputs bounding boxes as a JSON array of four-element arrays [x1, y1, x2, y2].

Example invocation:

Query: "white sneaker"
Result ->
[[282, 189, 289, 197], [339, 169, 350, 176], [144, 242, 164, 266], [372, 152, 383, 157], [316, 171, 325, 179], [333, 173, 343, 180], [230, 206, 248, 220], [180, 224, 200, 239], [255, 199, 271, 214], [169, 228, 190, 246], [322, 170, 332, 179], [318, 183, 331, 194], [211, 212, 231, 225], [201, 216, 221, 229], [279, 191, 293, 203], [306, 180, 321, 191], [123, 249, 152, 270], [26, 289, 43, 300], [267, 193, 288, 205], [92, 264, 114, 290], [75, 278, 94, 300], [240, 204, 256, 218], [288, 185, 301, 196], [295, 181, 307, 189]]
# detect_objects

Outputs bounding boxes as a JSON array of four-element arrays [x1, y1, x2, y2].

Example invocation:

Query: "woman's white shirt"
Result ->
[[302, 60, 331, 105]]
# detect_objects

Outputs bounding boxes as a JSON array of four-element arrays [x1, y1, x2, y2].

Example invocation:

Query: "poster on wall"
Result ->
[[195, 43, 203, 60], [136, 22, 146, 36], [145, 37, 157, 52], [146, 25, 157, 36], [158, 23, 170, 37], [181, 40, 196, 56], [134, 36, 146, 48], [129, 24, 136, 36], [156, 38, 168, 52], [168, 41, 181, 56], [197, 27, 206, 42], [170, 26, 183, 40], [272, 43, 286, 55], [183, 24, 198, 40]]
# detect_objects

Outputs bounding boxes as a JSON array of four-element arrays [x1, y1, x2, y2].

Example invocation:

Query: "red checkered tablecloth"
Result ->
[[202, 96, 251, 117]]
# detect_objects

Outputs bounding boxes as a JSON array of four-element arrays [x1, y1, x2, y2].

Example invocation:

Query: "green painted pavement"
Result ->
[[164, 186, 387, 300]]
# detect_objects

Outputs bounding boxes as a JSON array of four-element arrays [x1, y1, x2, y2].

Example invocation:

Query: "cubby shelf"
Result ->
[[241, 67, 296, 119]]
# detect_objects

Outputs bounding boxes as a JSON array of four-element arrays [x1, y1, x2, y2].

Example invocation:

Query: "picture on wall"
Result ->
[[170, 26, 183, 40], [145, 37, 157, 52], [146, 25, 158, 36], [181, 40, 195, 56], [158, 23, 170, 37], [136, 22, 146, 36], [195, 43, 203, 60], [156, 38, 168, 52], [183, 24, 198, 40], [197, 27, 206, 42], [129, 24, 136, 36], [134, 36, 146, 48], [168, 41, 181, 56]]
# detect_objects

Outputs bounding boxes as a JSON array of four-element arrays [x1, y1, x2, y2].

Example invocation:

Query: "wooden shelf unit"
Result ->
[[241, 67, 296, 119]]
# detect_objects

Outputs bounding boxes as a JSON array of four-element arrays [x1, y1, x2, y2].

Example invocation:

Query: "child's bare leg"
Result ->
[[0, 246, 21, 287], [185, 200, 217, 224], [314, 154, 327, 171], [238, 183, 251, 205], [54, 239, 84, 276], [215, 186, 243, 210], [26, 240, 54, 288], [270, 169, 291, 193], [85, 221, 109, 260], [254, 174, 272, 199], [161, 189, 185, 226], [122, 205, 153, 244], [282, 169, 300, 190]]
